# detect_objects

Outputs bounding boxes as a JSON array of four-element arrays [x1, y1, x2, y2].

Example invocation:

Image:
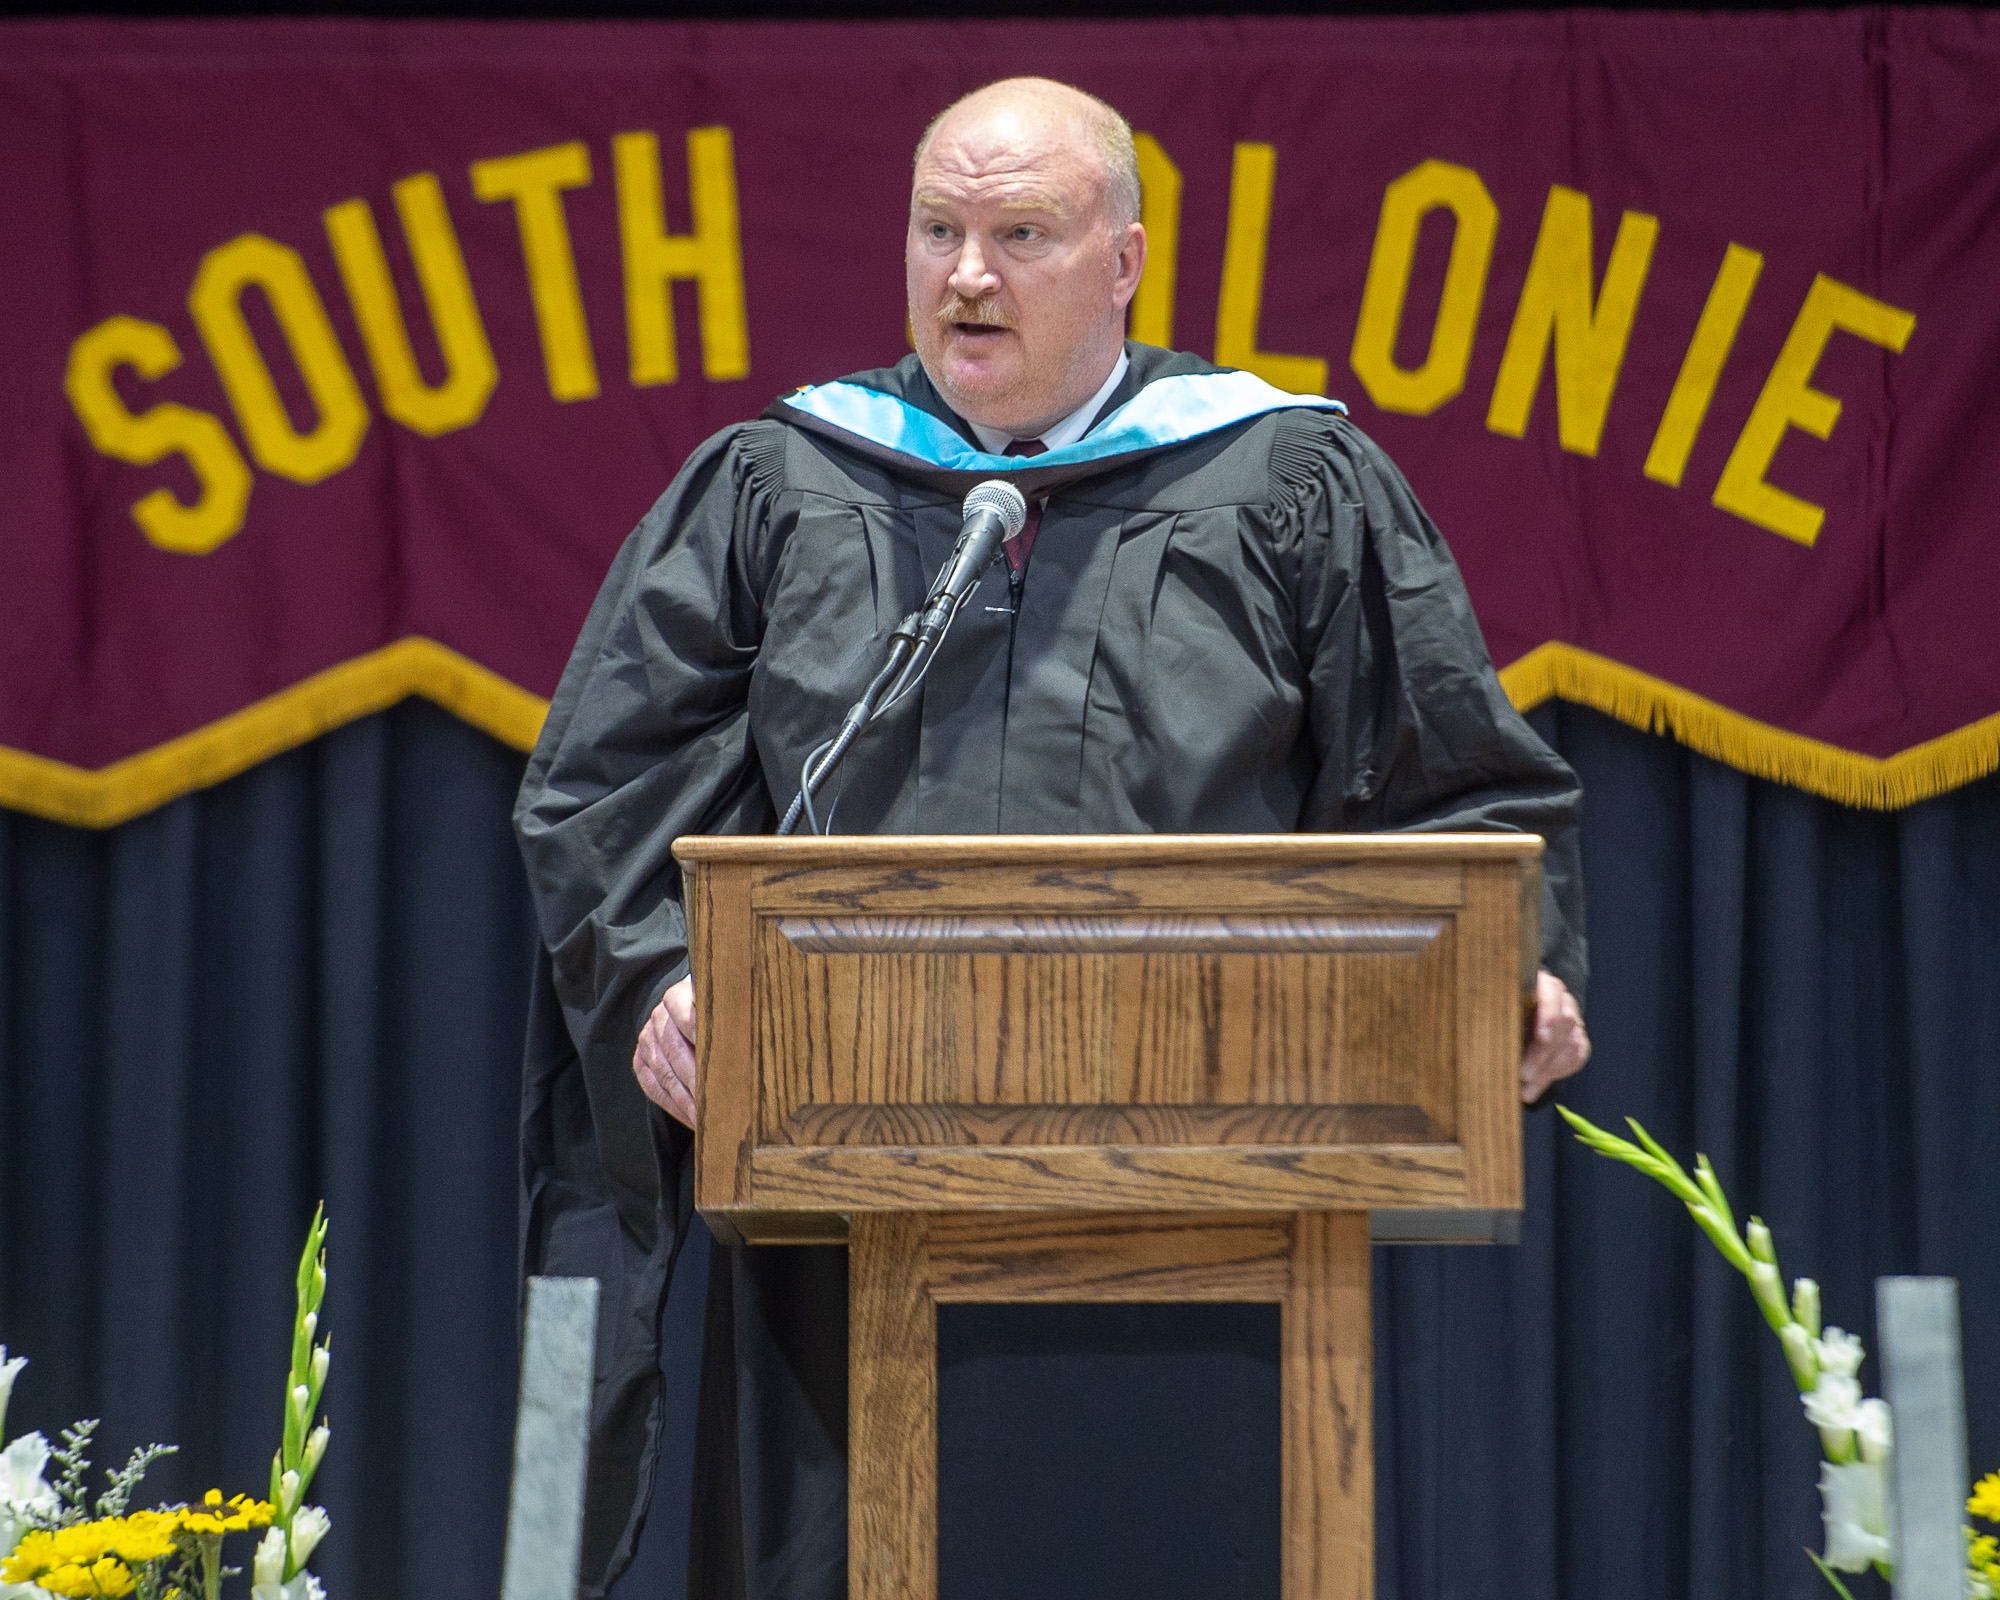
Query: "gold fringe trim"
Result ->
[[1, 635, 1992, 828], [0, 638, 549, 830], [1500, 642, 2000, 811]]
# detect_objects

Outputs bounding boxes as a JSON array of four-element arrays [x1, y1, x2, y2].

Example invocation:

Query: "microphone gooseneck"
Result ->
[[777, 480, 1028, 836]]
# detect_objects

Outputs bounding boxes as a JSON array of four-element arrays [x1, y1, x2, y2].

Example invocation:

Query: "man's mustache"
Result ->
[[935, 295, 1017, 329]]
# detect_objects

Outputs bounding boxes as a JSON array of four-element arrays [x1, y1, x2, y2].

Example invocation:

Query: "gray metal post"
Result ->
[[501, 1276, 600, 1600], [1877, 1276, 1969, 1600]]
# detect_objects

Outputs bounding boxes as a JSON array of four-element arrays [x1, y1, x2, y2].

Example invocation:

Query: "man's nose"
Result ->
[[948, 237, 999, 299]]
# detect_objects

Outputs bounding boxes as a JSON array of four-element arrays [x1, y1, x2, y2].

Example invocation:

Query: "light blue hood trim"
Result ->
[[779, 369, 1345, 471]]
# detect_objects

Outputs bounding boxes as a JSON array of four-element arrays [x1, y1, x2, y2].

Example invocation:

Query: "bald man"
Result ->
[[517, 77, 1589, 1599]]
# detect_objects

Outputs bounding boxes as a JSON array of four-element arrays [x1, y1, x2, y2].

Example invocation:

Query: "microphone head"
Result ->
[[963, 479, 1028, 539]]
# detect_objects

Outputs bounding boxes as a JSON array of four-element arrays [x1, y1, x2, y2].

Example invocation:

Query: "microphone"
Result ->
[[775, 480, 1028, 836], [904, 480, 1026, 649]]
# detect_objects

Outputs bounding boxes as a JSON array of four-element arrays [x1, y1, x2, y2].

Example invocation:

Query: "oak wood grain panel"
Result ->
[[776, 912, 1446, 954], [1456, 861, 1526, 1210], [1315, 940, 1457, 1140], [1283, 1212, 1372, 1600], [743, 1142, 1467, 1213], [691, 860, 759, 1214], [849, 1214, 935, 1600], [925, 1212, 1294, 1302], [1114, 952, 1223, 1103], [778, 1102, 1446, 1148]]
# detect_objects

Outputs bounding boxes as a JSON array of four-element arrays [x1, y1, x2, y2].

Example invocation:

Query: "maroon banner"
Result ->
[[4, 12, 1997, 824]]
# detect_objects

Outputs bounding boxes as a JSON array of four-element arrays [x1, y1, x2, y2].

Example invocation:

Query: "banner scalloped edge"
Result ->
[[1, 637, 1993, 829], [0, 638, 550, 830], [1499, 643, 2000, 812]]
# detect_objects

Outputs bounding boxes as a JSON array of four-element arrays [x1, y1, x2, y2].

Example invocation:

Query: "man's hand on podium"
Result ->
[[1522, 970, 1589, 1103], [635, 975, 699, 1127]]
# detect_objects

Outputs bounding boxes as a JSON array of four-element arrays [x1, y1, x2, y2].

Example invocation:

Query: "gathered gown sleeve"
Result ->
[[515, 421, 788, 1239], [1278, 412, 1589, 1007]]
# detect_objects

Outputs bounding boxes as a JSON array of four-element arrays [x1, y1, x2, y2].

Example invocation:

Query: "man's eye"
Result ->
[[1011, 227, 1038, 242], [928, 223, 953, 240]]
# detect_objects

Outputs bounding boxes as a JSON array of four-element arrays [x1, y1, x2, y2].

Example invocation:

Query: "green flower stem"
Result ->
[[270, 1205, 332, 1582], [198, 1531, 222, 1600], [1808, 1550, 1859, 1600], [1558, 1108, 1818, 1392]]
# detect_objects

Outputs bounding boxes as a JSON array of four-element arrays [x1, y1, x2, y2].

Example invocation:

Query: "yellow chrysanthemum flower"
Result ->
[[1972, 1472, 2000, 1525], [1, 1493, 273, 1588], [174, 1487, 276, 1535], [27, 1555, 137, 1598], [3, 1517, 147, 1583]]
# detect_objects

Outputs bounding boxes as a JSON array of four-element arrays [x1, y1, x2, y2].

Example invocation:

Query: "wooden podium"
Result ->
[[674, 834, 1540, 1600]]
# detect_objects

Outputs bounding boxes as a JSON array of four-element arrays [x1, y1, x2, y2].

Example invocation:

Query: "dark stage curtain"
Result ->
[[2, 700, 1994, 1600]]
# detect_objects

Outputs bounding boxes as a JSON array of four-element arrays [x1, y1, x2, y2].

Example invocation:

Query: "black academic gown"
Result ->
[[514, 343, 1586, 1598]]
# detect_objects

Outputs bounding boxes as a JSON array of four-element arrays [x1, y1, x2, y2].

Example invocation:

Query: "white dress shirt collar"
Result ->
[[965, 349, 1130, 455]]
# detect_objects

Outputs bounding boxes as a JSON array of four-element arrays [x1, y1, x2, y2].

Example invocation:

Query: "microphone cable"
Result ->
[[778, 480, 1026, 836]]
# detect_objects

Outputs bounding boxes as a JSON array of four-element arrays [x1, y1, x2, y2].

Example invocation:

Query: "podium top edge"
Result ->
[[672, 833, 1545, 865]]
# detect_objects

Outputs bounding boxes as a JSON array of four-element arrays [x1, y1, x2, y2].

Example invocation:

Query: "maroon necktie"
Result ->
[[1002, 438, 1046, 572]]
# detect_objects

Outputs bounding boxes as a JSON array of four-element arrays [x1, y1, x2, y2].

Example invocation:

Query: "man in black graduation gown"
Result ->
[[516, 76, 1591, 1599]]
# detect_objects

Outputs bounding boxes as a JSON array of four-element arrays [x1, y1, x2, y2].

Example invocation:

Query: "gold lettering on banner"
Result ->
[[1487, 185, 1659, 457], [1129, 132, 1181, 350], [613, 128, 750, 386], [324, 173, 498, 436], [1214, 143, 1327, 395], [1644, 243, 1763, 488], [1712, 274, 1916, 546], [1349, 159, 1499, 416], [469, 141, 599, 402], [188, 233, 370, 484], [64, 315, 254, 553]]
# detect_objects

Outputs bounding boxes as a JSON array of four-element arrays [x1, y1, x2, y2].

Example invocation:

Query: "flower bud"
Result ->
[[311, 1346, 330, 1390], [303, 1425, 329, 1479], [302, 1313, 317, 1343], [253, 1526, 287, 1587], [279, 1469, 301, 1518], [291, 1384, 312, 1425], [1747, 1218, 1777, 1265], [1749, 1260, 1790, 1332], [289, 1504, 331, 1568], [1792, 1278, 1822, 1337], [1780, 1322, 1819, 1390], [1817, 1328, 1865, 1379]]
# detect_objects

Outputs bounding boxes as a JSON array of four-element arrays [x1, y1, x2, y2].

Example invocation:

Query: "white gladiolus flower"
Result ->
[[1817, 1327, 1865, 1378], [1804, 1369, 1863, 1460], [251, 1574, 325, 1600], [1855, 1398, 1893, 1466], [1819, 1460, 1892, 1571], [1804, 1372, 1864, 1429], [253, 1526, 288, 1587], [0, 1431, 59, 1555], [0, 1350, 26, 1444], [289, 1504, 331, 1568]]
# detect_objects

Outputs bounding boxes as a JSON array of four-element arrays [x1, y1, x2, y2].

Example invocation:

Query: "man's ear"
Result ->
[[1111, 221, 1147, 311]]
